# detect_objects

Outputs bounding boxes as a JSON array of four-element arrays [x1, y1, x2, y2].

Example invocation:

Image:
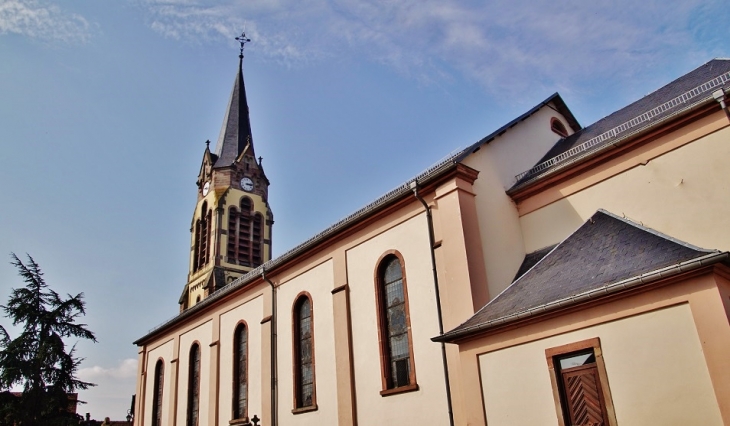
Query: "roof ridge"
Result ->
[[596, 209, 717, 253]]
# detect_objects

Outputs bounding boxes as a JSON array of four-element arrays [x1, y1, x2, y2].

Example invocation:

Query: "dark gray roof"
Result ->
[[213, 56, 255, 168], [455, 93, 581, 162], [511, 59, 730, 188], [513, 244, 556, 282], [437, 210, 725, 342]]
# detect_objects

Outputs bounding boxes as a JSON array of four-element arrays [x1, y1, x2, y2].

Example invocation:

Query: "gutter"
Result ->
[[434, 251, 729, 343], [411, 180, 454, 426]]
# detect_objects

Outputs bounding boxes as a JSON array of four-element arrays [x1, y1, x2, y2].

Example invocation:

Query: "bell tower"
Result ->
[[180, 33, 273, 311]]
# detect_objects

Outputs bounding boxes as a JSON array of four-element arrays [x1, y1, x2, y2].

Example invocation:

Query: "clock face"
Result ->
[[202, 181, 210, 196], [241, 177, 254, 192]]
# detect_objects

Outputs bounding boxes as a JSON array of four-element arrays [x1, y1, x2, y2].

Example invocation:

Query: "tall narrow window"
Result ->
[[375, 254, 417, 394], [193, 202, 212, 272], [226, 197, 264, 268], [187, 344, 201, 426], [233, 323, 248, 420], [545, 338, 617, 426], [293, 295, 316, 410], [151, 360, 164, 426]]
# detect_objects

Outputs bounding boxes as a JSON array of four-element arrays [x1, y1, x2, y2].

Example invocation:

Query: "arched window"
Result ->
[[193, 202, 212, 272], [293, 295, 316, 409], [226, 197, 264, 268], [233, 323, 248, 420], [375, 254, 417, 393], [187, 344, 201, 426], [151, 359, 164, 426], [551, 117, 569, 138]]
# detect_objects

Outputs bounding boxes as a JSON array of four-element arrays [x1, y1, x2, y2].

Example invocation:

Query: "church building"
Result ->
[[134, 40, 730, 426]]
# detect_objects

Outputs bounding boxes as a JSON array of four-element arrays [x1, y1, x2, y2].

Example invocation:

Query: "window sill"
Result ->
[[291, 404, 318, 415], [229, 418, 249, 425], [380, 383, 419, 397]]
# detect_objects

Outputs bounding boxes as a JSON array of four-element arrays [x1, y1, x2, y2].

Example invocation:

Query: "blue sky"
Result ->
[[0, 0, 727, 419]]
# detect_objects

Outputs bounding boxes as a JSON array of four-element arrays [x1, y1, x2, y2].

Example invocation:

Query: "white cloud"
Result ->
[[78, 358, 138, 381], [0, 0, 91, 43], [138, 0, 726, 95]]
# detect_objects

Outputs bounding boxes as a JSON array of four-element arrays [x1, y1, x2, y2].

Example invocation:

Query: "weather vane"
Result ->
[[235, 31, 251, 58]]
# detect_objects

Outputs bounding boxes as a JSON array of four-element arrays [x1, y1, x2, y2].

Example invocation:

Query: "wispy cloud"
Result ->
[[79, 358, 138, 381], [139, 0, 726, 95], [0, 0, 91, 43]]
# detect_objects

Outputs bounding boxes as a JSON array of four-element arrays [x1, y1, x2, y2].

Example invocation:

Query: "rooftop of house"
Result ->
[[436, 210, 728, 342], [510, 58, 730, 189]]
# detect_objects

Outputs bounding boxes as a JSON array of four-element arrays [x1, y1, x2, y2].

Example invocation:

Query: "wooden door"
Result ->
[[560, 363, 608, 426]]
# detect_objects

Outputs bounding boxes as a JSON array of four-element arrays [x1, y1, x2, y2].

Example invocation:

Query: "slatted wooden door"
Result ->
[[560, 363, 608, 426]]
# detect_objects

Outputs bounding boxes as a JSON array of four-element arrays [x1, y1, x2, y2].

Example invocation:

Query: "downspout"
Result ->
[[410, 180, 454, 426], [262, 268, 278, 426]]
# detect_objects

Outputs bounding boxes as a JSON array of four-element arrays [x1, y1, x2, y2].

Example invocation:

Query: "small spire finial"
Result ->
[[205, 139, 211, 149], [235, 31, 251, 59]]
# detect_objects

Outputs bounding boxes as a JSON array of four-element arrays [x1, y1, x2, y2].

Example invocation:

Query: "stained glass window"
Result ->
[[152, 360, 164, 426], [380, 256, 414, 389], [187, 344, 200, 426], [294, 296, 315, 408], [233, 324, 248, 419]]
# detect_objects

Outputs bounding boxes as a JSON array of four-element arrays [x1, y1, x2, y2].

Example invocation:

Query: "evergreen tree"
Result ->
[[0, 253, 97, 426]]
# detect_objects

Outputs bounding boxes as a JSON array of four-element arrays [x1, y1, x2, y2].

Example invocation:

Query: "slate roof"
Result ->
[[511, 59, 730, 188], [437, 210, 727, 342], [213, 56, 255, 168], [512, 244, 556, 282]]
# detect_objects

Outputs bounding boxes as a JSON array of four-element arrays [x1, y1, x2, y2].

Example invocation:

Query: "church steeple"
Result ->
[[181, 34, 273, 312], [214, 32, 255, 167]]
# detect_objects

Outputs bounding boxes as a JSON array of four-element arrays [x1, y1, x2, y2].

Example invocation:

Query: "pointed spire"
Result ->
[[213, 32, 254, 168]]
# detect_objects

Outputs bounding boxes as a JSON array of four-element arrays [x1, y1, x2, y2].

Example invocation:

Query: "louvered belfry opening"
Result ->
[[556, 350, 609, 426], [193, 202, 212, 272], [227, 197, 263, 268]]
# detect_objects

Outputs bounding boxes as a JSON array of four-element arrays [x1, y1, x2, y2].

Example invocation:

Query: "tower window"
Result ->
[[187, 343, 201, 426], [293, 294, 316, 411], [233, 323, 248, 420], [551, 117, 569, 138], [375, 253, 418, 395], [227, 197, 264, 268], [193, 202, 212, 272]]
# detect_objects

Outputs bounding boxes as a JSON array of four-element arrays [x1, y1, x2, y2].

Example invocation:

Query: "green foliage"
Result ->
[[0, 254, 97, 426]]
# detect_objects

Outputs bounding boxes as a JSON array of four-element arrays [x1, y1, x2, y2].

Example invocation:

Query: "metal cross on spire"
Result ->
[[235, 31, 251, 58]]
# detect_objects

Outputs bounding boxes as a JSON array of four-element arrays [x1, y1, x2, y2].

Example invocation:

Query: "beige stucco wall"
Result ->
[[142, 340, 174, 426], [276, 259, 339, 426], [478, 303, 723, 426], [461, 105, 570, 298], [218, 294, 265, 423], [521, 124, 730, 253], [175, 320, 213, 426], [347, 213, 450, 425]]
